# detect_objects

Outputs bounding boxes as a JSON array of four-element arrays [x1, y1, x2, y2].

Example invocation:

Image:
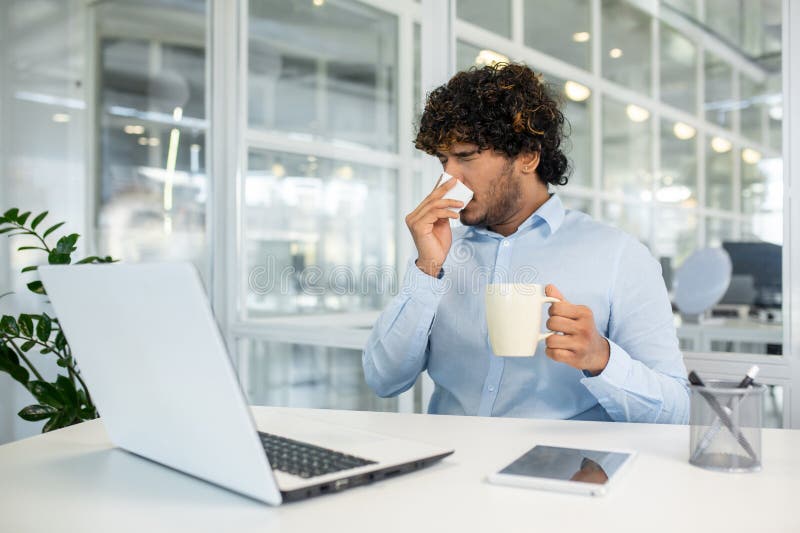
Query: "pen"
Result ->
[[736, 365, 759, 388], [690, 366, 759, 461], [688, 369, 759, 462]]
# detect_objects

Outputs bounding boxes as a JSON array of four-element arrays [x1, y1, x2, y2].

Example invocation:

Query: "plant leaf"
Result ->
[[42, 221, 66, 240], [0, 345, 29, 386], [21, 265, 38, 273], [36, 314, 52, 342], [27, 380, 65, 408], [3, 208, 19, 221], [18, 404, 58, 422], [31, 211, 48, 230], [47, 250, 71, 264], [0, 344, 19, 366], [20, 340, 36, 352], [0, 315, 19, 336], [55, 330, 67, 351], [17, 246, 46, 252], [16, 212, 31, 226], [26, 280, 46, 295], [75, 256, 100, 264], [0, 227, 16, 234], [42, 411, 66, 433], [79, 406, 97, 420], [18, 314, 34, 337], [0, 291, 13, 300], [55, 375, 79, 411], [54, 234, 79, 255]]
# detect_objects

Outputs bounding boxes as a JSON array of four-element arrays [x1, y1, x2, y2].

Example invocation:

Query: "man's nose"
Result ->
[[443, 160, 461, 177]]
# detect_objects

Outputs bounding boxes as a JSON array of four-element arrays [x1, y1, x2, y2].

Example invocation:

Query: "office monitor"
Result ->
[[721, 241, 781, 308]]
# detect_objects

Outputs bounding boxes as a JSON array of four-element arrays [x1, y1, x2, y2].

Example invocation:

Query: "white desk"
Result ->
[[1, 406, 798, 533]]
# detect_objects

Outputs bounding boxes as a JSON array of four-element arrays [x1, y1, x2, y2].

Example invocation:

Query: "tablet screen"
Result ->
[[498, 445, 632, 485]]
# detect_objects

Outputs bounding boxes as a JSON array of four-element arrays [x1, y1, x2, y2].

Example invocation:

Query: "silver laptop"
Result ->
[[39, 263, 453, 505]]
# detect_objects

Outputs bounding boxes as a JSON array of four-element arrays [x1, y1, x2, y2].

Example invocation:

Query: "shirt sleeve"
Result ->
[[580, 236, 690, 424], [362, 259, 446, 397]]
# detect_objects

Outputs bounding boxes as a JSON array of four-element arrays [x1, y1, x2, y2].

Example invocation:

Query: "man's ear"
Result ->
[[518, 152, 540, 175]]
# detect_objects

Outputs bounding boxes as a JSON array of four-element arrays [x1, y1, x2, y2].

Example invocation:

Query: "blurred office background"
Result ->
[[0, 0, 788, 442]]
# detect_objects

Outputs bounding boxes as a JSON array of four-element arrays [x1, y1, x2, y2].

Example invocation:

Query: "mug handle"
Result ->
[[538, 297, 561, 341]]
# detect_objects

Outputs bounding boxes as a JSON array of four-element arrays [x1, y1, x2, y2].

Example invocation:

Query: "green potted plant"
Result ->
[[0, 208, 115, 432]]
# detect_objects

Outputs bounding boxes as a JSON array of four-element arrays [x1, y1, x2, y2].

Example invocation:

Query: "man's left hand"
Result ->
[[544, 285, 610, 376]]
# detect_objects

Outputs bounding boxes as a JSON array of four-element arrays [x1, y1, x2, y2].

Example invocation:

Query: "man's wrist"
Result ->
[[415, 258, 442, 278], [585, 338, 611, 376]]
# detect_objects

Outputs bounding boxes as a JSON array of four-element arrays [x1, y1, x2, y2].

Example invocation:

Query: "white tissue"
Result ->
[[440, 172, 474, 213]]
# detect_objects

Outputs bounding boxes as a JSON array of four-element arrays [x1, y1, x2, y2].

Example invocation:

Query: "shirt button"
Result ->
[[502, 240, 510, 247], [488, 386, 495, 392]]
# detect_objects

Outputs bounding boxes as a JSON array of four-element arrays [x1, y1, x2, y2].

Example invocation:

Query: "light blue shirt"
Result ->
[[363, 194, 690, 424]]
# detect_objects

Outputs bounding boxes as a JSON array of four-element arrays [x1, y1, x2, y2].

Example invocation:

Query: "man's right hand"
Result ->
[[405, 177, 464, 278]]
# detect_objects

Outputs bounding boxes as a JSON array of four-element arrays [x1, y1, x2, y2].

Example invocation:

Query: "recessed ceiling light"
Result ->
[[672, 122, 696, 140], [564, 81, 591, 102], [741, 148, 762, 165], [475, 49, 509, 67], [609, 48, 623, 59], [710, 136, 732, 153], [625, 104, 650, 122], [572, 32, 590, 43]]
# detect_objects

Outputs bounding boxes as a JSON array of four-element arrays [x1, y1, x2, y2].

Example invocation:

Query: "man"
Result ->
[[362, 63, 689, 423]]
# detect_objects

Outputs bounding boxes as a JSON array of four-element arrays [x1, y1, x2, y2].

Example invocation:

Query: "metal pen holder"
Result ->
[[689, 381, 765, 473]]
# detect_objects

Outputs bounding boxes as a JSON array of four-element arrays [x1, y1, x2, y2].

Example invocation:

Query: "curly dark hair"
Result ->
[[414, 63, 571, 186]]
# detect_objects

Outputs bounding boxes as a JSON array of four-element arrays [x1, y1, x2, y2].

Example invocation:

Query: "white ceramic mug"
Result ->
[[485, 283, 560, 357]]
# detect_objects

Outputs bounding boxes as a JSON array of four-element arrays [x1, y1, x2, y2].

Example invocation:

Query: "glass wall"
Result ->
[[95, 0, 209, 278], [453, 0, 784, 369], [242, 0, 404, 408]]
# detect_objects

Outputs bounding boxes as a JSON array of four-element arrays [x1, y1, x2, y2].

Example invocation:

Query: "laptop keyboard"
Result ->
[[258, 431, 376, 479]]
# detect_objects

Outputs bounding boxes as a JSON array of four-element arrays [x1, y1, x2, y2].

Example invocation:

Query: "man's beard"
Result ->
[[460, 161, 522, 228]]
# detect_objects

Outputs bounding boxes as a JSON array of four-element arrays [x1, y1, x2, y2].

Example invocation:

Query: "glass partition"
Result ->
[[601, 0, 652, 95], [524, 0, 592, 71]]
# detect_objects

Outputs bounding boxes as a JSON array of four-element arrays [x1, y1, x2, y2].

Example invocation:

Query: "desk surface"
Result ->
[[1, 406, 798, 533]]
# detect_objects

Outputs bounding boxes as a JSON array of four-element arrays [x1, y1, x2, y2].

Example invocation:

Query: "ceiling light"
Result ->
[[52, 113, 70, 123], [564, 81, 591, 102], [710, 136, 732, 153], [609, 48, 623, 59], [769, 105, 783, 121], [625, 104, 650, 122], [312, 0, 325, 6], [271, 163, 286, 177], [572, 32, 590, 43], [172, 106, 183, 121], [672, 122, 696, 140], [138, 137, 149, 146], [741, 148, 762, 165], [336, 165, 354, 180], [475, 49, 509, 67], [148, 137, 160, 147], [655, 185, 692, 203], [124, 124, 145, 135]]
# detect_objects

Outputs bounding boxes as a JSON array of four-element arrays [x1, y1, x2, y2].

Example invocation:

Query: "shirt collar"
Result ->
[[468, 193, 566, 239]]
